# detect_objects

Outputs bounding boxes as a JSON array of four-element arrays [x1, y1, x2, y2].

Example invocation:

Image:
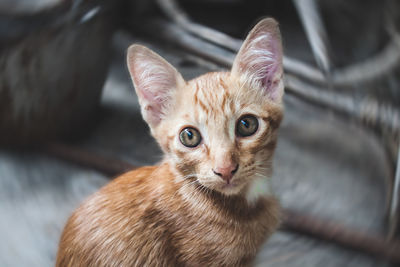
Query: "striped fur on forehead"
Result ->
[[190, 72, 233, 118], [186, 72, 279, 121]]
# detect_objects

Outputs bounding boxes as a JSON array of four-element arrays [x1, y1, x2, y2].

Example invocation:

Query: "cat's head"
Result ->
[[127, 18, 284, 201]]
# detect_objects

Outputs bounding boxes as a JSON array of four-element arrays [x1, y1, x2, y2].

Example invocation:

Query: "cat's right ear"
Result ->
[[127, 45, 185, 128]]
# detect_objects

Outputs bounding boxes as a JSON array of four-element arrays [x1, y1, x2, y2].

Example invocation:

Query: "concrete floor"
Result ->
[[0, 31, 391, 266]]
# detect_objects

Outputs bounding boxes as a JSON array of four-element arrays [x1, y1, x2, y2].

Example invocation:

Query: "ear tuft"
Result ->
[[127, 45, 185, 128], [232, 18, 284, 103]]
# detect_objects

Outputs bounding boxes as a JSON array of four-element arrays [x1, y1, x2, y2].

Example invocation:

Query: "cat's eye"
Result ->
[[179, 127, 202, 147], [236, 115, 259, 137]]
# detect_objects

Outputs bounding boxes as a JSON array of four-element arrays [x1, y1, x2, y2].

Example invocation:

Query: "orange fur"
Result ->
[[56, 18, 284, 267], [57, 164, 280, 267]]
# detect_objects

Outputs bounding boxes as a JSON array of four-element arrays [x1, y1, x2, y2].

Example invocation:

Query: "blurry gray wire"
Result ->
[[157, 0, 400, 87], [292, 0, 332, 75]]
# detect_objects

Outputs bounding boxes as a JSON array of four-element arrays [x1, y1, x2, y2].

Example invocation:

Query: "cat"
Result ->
[[56, 18, 284, 267]]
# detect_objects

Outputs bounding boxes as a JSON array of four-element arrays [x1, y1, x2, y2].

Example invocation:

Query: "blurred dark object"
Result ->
[[0, 0, 61, 15], [0, 0, 119, 144]]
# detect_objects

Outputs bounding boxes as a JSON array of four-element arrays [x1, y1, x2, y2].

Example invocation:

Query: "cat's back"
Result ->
[[56, 164, 179, 267]]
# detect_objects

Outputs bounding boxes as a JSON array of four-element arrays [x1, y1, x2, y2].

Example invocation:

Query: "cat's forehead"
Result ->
[[183, 72, 237, 120], [189, 71, 229, 86], [188, 72, 231, 96], [182, 72, 263, 118]]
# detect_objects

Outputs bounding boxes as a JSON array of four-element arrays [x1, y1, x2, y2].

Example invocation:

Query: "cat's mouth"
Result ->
[[195, 178, 244, 195], [213, 180, 247, 195], [193, 172, 250, 196]]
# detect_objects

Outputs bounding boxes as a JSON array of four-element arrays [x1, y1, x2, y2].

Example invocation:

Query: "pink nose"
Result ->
[[213, 163, 239, 183]]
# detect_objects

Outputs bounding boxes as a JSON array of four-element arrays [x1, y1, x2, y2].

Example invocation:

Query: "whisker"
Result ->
[[181, 173, 198, 180]]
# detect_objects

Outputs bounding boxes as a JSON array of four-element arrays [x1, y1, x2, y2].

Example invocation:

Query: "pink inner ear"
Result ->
[[127, 45, 185, 127], [261, 37, 278, 86], [139, 89, 164, 125], [134, 68, 176, 126], [261, 37, 281, 101], [233, 24, 283, 102], [247, 33, 281, 99]]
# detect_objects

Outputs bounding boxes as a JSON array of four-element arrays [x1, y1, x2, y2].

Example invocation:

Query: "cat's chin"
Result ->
[[212, 182, 246, 196]]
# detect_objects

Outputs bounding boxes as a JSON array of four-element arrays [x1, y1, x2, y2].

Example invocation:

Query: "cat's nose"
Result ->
[[213, 163, 239, 183]]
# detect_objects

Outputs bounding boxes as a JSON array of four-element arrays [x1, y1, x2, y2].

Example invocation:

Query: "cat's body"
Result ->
[[57, 18, 284, 267], [57, 163, 279, 267]]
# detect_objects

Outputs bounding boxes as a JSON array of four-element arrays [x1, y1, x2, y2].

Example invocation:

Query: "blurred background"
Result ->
[[0, 0, 399, 266]]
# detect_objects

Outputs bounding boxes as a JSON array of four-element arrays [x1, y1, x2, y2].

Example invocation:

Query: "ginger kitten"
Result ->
[[56, 18, 284, 267]]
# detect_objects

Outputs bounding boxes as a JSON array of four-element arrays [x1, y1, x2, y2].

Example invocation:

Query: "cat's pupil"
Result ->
[[187, 130, 193, 139], [241, 120, 249, 128]]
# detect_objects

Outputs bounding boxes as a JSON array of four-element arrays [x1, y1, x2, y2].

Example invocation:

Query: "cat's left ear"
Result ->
[[127, 45, 185, 128], [231, 18, 284, 103]]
